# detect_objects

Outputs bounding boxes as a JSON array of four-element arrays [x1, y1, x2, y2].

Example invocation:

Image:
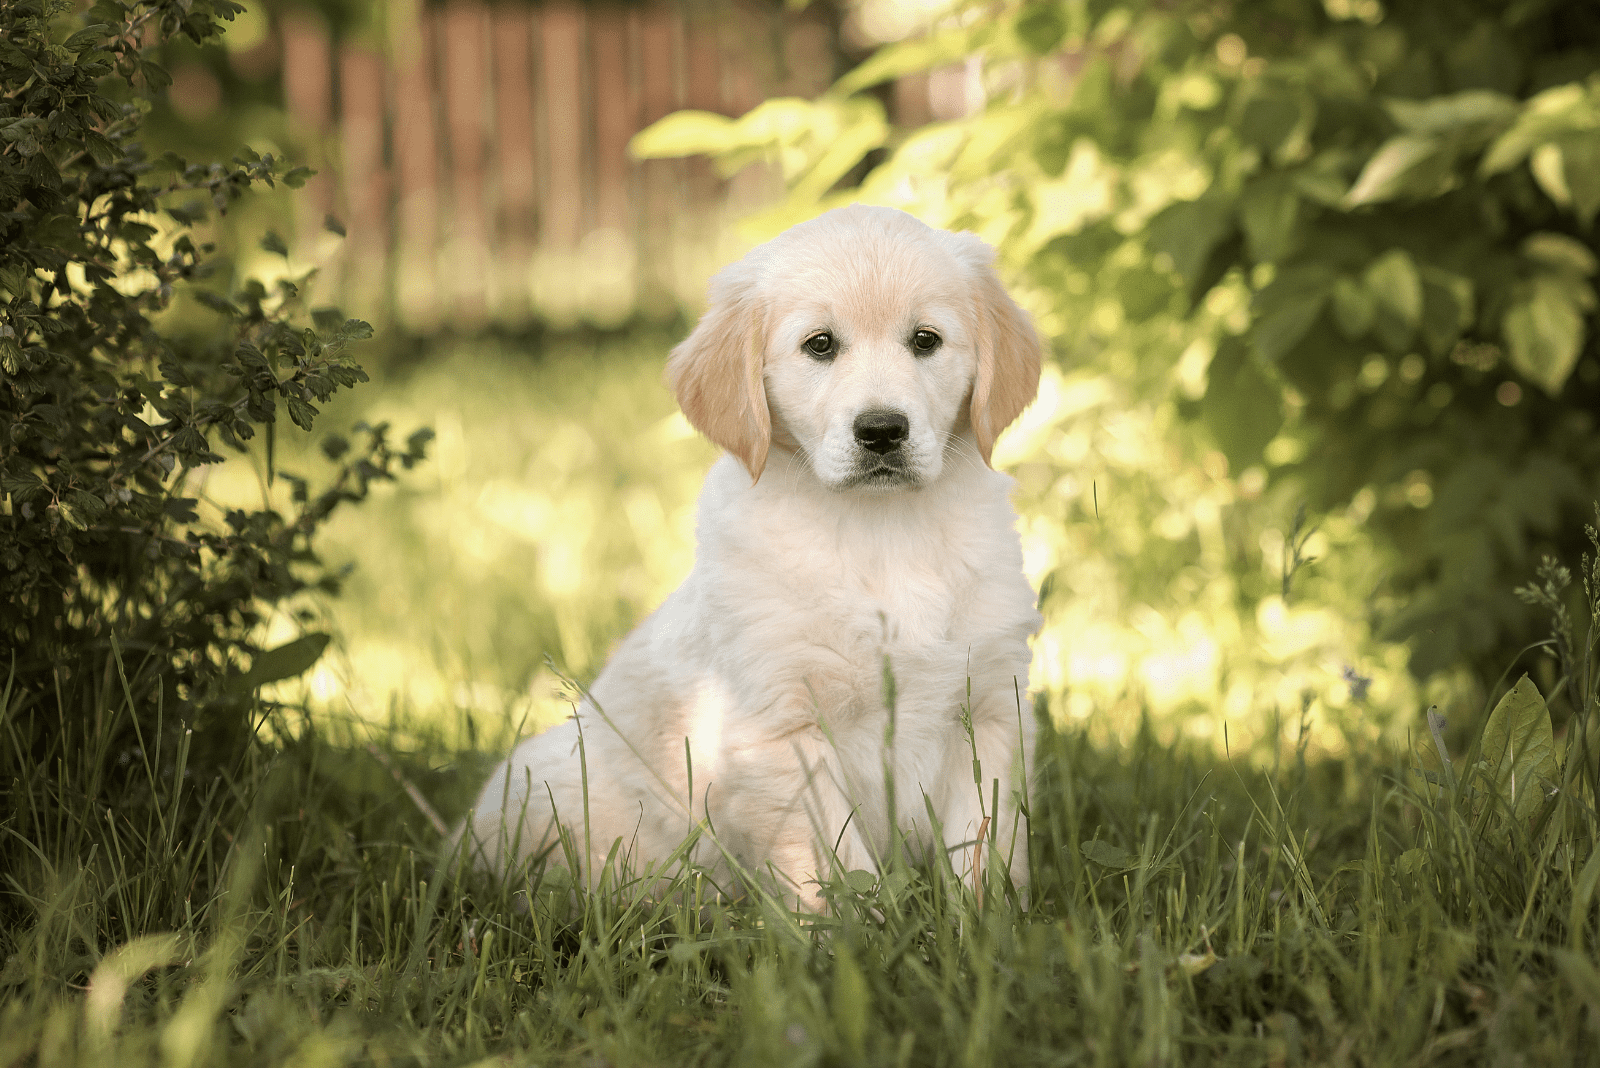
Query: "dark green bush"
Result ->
[[0, 0, 427, 774]]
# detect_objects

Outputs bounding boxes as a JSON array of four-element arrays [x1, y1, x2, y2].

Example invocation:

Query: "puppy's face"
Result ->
[[762, 262, 975, 491], [669, 206, 1042, 490]]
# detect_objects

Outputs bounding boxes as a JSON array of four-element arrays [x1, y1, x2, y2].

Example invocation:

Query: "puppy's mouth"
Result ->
[[843, 452, 920, 489]]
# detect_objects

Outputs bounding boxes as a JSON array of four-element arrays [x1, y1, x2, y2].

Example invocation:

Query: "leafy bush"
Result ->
[[636, 0, 1600, 701], [0, 0, 427, 773]]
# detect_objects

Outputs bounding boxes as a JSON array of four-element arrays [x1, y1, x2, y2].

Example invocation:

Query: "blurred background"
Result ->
[[166, 0, 1598, 762]]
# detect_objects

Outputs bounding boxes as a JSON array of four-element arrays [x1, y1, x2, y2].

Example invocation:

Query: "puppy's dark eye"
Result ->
[[805, 332, 836, 359], [911, 329, 941, 354]]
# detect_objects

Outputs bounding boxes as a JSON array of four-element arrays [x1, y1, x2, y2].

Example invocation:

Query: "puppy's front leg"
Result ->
[[716, 727, 880, 913], [937, 701, 1031, 898]]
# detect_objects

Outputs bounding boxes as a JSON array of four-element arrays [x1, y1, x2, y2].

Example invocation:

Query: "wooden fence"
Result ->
[[270, 1, 922, 330]]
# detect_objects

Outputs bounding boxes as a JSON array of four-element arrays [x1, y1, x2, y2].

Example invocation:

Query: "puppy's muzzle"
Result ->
[[853, 409, 910, 455]]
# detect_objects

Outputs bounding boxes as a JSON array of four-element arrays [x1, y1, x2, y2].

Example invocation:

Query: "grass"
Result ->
[[3, 656, 1598, 1066]]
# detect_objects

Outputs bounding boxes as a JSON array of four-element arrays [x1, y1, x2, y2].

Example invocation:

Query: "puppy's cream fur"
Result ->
[[460, 206, 1043, 910]]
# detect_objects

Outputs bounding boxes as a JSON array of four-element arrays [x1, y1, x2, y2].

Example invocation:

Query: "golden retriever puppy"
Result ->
[[459, 205, 1043, 912]]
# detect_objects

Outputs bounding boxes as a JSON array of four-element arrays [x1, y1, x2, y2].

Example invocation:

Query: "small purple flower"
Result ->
[[1341, 665, 1373, 702]]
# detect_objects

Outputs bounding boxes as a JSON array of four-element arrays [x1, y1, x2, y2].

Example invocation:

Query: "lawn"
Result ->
[[4, 330, 1597, 1067]]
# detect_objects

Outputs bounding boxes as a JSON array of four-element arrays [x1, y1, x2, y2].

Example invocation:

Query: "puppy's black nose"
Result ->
[[853, 409, 910, 454]]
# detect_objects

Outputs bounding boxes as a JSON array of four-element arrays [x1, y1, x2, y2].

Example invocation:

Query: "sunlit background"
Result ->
[[166, 0, 1599, 764]]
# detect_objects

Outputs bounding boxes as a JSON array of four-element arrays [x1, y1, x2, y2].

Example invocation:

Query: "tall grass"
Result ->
[[4, 629, 1597, 1065]]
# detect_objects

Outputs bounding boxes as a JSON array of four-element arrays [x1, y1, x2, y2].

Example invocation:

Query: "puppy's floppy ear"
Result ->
[[955, 234, 1043, 466], [667, 265, 771, 481]]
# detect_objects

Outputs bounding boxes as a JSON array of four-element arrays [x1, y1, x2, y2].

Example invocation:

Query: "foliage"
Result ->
[[0, 0, 427, 772], [634, 0, 1600, 716]]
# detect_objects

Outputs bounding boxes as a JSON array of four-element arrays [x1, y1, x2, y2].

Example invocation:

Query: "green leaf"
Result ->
[[1419, 267, 1475, 356], [832, 26, 979, 97], [628, 110, 736, 160], [64, 24, 112, 52], [1524, 232, 1598, 277], [1363, 249, 1423, 331], [1480, 82, 1591, 176], [64, 489, 106, 524], [1559, 136, 1600, 229], [1383, 90, 1517, 136], [1014, 1, 1068, 55], [1237, 93, 1301, 156], [1331, 276, 1375, 339], [1479, 674, 1558, 829], [1145, 194, 1235, 289], [260, 230, 288, 257], [1504, 275, 1586, 394], [1239, 177, 1299, 261], [842, 869, 876, 894], [1080, 839, 1135, 869], [1252, 292, 1326, 364], [285, 396, 319, 431], [139, 59, 171, 92], [1344, 135, 1449, 206], [82, 131, 117, 166], [1203, 337, 1283, 471], [226, 633, 332, 693]]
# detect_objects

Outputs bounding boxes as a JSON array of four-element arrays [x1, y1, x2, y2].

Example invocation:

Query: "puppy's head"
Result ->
[[668, 205, 1041, 489]]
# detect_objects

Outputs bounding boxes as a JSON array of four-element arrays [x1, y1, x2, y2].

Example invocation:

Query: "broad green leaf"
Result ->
[[227, 633, 331, 693], [842, 869, 876, 894], [1504, 275, 1586, 394], [1239, 177, 1299, 261], [1383, 90, 1517, 136], [1237, 93, 1301, 155], [1531, 142, 1572, 208], [1479, 674, 1558, 828], [789, 100, 889, 203], [1560, 136, 1600, 228], [1419, 267, 1475, 356], [1115, 265, 1173, 322], [1146, 194, 1235, 286], [1363, 249, 1423, 331], [1331, 276, 1374, 338], [832, 26, 979, 97], [1252, 293, 1326, 364], [628, 110, 735, 160], [1524, 232, 1598, 277], [1345, 135, 1448, 206], [1480, 82, 1592, 176], [1080, 839, 1135, 869], [1014, 1, 1069, 55], [1203, 338, 1283, 470]]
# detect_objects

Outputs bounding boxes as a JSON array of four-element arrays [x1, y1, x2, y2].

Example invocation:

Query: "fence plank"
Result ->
[[491, 5, 539, 321], [338, 45, 389, 315], [442, 2, 492, 321], [280, 11, 334, 253], [539, 3, 586, 252], [392, 12, 441, 329]]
